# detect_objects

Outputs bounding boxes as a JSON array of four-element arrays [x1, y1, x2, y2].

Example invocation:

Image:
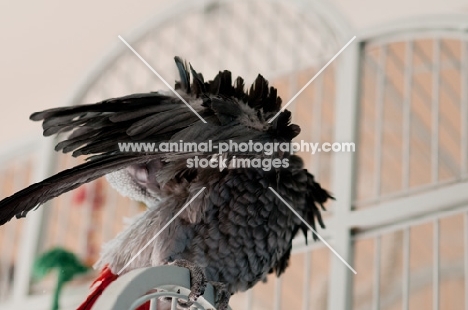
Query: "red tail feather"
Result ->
[[76, 266, 118, 310], [76, 266, 150, 310]]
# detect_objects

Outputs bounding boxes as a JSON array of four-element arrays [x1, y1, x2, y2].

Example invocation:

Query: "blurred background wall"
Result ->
[[0, 0, 467, 146]]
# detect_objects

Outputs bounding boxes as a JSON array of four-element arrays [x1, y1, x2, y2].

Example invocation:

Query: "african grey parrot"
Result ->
[[0, 57, 332, 310]]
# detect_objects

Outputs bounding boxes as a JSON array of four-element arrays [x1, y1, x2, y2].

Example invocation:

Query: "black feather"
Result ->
[[174, 56, 190, 93]]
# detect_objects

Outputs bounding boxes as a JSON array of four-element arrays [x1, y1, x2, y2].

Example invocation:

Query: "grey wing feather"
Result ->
[[0, 154, 159, 225], [0, 57, 304, 228]]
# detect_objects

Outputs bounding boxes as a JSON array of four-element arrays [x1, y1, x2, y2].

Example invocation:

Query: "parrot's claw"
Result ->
[[169, 259, 207, 308], [210, 281, 231, 310]]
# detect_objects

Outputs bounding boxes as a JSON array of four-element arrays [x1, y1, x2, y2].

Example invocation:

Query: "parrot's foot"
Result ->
[[210, 281, 231, 310], [169, 259, 207, 308]]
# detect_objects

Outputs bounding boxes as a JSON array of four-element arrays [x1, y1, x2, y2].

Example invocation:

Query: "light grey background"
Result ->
[[0, 0, 466, 145]]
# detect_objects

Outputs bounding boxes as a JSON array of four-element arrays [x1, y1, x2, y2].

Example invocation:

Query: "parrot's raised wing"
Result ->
[[0, 57, 301, 225], [0, 153, 158, 225]]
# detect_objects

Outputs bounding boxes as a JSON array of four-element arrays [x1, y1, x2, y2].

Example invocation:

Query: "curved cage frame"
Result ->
[[343, 14, 468, 310]]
